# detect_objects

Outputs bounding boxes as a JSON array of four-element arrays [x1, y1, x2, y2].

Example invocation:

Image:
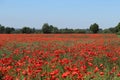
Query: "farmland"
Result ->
[[0, 34, 120, 80]]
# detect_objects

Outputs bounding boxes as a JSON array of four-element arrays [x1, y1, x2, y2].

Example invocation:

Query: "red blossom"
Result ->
[[62, 71, 70, 78]]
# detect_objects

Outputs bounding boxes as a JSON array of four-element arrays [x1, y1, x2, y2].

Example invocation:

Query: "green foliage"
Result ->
[[42, 23, 51, 33], [5, 27, 15, 34], [102, 29, 112, 33], [102, 22, 120, 34], [21, 27, 33, 34], [90, 23, 99, 33], [109, 27, 117, 33], [74, 29, 86, 33], [59, 28, 73, 33], [3, 21, 120, 34], [50, 26, 59, 33], [115, 22, 120, 32], [42, 23, 59, 33], [117, 31, 120, 35], [0, 24, 5, 33]]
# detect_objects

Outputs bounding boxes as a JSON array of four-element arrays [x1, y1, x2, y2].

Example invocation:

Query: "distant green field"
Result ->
[[118, 35, 120, 38]]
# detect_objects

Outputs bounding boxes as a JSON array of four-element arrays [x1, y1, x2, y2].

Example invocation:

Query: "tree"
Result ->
[[90, 23, 99, 33], [53, 27, 59, 33], [31, 28, 36, 33], [0, 24, 5, 33], [42, 23, 52, 33], [108, 27, 117, 33], [21, 27, 32, 34], [74, 29, 86, 33], [49, 25, 54, 33], [115, 22, 120, 32], [5, 27, 15, 34], [13, 29, 21, 33], [49, 25, 59, 33], [102, 29, 111, 33]]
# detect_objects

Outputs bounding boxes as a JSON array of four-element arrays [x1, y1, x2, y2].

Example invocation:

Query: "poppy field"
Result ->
[[0, 34, 120, 80]]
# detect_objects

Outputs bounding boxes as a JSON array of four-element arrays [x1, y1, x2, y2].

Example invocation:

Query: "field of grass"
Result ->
[[117, 35, 120, 38], [0, 34, 120, 80]]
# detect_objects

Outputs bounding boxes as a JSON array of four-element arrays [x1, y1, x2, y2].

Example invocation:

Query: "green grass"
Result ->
[[117, 35, 120, 38]]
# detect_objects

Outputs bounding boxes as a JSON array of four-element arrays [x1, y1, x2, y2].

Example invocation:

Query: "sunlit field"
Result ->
[[0, 34, 120, 80]]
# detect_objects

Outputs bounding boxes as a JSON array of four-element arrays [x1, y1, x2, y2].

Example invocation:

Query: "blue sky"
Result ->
[[0, 0, 120, 29]]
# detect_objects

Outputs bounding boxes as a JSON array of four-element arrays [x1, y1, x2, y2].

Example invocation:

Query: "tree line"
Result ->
[[0, 22, 120, 34]]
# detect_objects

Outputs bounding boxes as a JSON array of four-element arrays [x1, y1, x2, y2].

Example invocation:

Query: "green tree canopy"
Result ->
[[0, 24, 5, 33], [42, 23, 51, 33], [90, 23, 99, 33], [5, 27, 15, 34], [21, 27, 32, 34], [115, 22, 120, 32]]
